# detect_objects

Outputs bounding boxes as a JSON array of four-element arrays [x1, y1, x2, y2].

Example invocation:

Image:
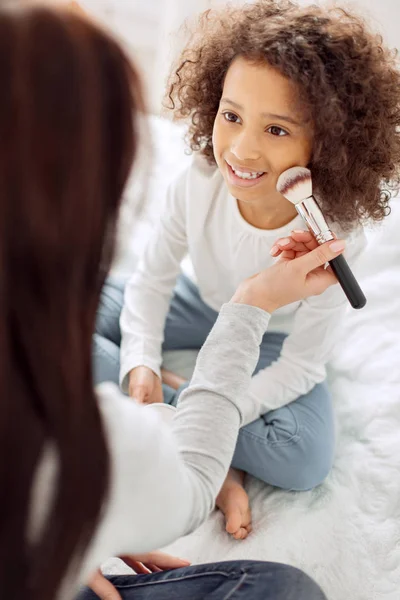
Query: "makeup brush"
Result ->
[[276, 166, 366, 309]]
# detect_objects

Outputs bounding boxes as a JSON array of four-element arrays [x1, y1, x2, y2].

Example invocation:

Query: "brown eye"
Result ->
[[268, 126, 288, 137], [223, 111, 241, 123]]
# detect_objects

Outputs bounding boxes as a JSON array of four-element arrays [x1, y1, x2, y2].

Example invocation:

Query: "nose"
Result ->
[[230, 129, 262, 162]]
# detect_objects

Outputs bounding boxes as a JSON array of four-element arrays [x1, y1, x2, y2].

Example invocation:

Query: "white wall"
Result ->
[[79, 0, 400, 112], [79, 0, 248, 111], [79, 1, 208, 112]]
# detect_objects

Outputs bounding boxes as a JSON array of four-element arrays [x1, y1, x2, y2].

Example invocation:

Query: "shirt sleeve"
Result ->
[[119, 169, 189, 391], [246, 228, 367, 422], [79, 304, 270, 585]]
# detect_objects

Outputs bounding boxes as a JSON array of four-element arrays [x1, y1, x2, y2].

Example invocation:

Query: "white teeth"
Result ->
[[232, 166, 263, 180]]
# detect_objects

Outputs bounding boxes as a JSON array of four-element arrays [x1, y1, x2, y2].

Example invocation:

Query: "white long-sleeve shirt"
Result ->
[[120, 155, 366, 420], [31, 304, 271, 597]]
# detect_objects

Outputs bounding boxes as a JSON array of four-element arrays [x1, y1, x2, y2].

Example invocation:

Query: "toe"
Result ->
[[225, 506, 243, 536], [233, 526, 249, 540]]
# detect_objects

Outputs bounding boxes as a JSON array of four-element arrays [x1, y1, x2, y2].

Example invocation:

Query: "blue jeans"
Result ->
[[76, 560, 327, 599], [93, 275, 335, 490]]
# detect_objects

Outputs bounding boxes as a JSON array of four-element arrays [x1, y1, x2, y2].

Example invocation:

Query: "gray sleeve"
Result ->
[[72, 303, 271, 582], [171, 302, 270, 531]]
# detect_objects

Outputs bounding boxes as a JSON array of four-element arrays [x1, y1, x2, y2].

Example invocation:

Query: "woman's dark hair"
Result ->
[[166, 0, 400, 229], [0, 5, 143, 599]]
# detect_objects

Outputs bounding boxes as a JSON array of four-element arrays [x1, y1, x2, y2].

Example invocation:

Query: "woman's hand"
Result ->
[[231, 230, 345, 313], [88, 552, 190, 599]]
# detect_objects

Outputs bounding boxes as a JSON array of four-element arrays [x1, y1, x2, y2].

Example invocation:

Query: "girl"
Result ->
[[94, 0, 400, 540]]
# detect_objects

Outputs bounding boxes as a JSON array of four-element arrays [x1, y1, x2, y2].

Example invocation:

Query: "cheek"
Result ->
[[269, 140, 312, 173], [265, 146, 294, 174]]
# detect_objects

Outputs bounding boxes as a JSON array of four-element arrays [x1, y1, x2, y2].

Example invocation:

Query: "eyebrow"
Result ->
[[220, 97, 302, 126]]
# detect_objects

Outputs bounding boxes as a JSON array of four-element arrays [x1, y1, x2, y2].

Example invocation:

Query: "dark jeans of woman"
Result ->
[[76, 560, 327, 599]]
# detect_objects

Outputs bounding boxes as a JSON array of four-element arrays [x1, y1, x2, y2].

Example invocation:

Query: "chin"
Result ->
[[229, 180, 267, 198]]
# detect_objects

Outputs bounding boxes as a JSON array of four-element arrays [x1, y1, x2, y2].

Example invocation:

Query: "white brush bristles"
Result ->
[[276, 166, 313, 205]]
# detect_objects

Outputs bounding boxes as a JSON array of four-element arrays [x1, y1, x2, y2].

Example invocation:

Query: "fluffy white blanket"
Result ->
[[109, 117, 400, 600]]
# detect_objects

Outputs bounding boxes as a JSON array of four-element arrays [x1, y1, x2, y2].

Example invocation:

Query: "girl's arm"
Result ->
[[119, 168, 189, 391], [245, 228, 367, 421]]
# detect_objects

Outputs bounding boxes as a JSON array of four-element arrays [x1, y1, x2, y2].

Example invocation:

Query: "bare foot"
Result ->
[[161, 368, 186, 391], [216, 468, 252, 540]]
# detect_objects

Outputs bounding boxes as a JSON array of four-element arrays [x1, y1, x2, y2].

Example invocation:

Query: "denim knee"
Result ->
[[233, 426, 334, 491], [288, 399, 336, 490], [233, 395, 335, 491], [287, 431, 335, 491]]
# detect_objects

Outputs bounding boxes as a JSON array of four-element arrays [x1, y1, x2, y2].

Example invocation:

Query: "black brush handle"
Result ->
[[329, 254, 366, 309]]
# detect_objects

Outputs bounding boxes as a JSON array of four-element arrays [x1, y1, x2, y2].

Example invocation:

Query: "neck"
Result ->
[[237, 193, 297, 230]]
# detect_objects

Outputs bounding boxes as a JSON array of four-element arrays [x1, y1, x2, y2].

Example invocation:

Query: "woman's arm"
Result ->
[[80, 303, 269, 585], [79, 237, 346, 584]]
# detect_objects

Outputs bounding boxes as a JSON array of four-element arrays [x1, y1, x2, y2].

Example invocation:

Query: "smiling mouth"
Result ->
[[225, 161, 267, 185]]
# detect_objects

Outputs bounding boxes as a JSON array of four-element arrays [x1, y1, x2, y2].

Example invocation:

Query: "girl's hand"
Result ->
[[232, 232, 345, 313], [270, 229, 323, 259], [128, 366, 163, 404], [88, 552, 190, 600]]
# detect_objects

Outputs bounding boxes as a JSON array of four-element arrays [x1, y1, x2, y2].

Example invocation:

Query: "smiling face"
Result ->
[[212, 56, 313, 212]]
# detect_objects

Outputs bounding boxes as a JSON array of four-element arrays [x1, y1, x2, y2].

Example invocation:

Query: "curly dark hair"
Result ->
[[165, 0, 400, 229]]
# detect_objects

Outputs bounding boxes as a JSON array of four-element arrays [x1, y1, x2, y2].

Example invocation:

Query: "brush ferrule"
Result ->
[[295, 196, 334, 244]]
